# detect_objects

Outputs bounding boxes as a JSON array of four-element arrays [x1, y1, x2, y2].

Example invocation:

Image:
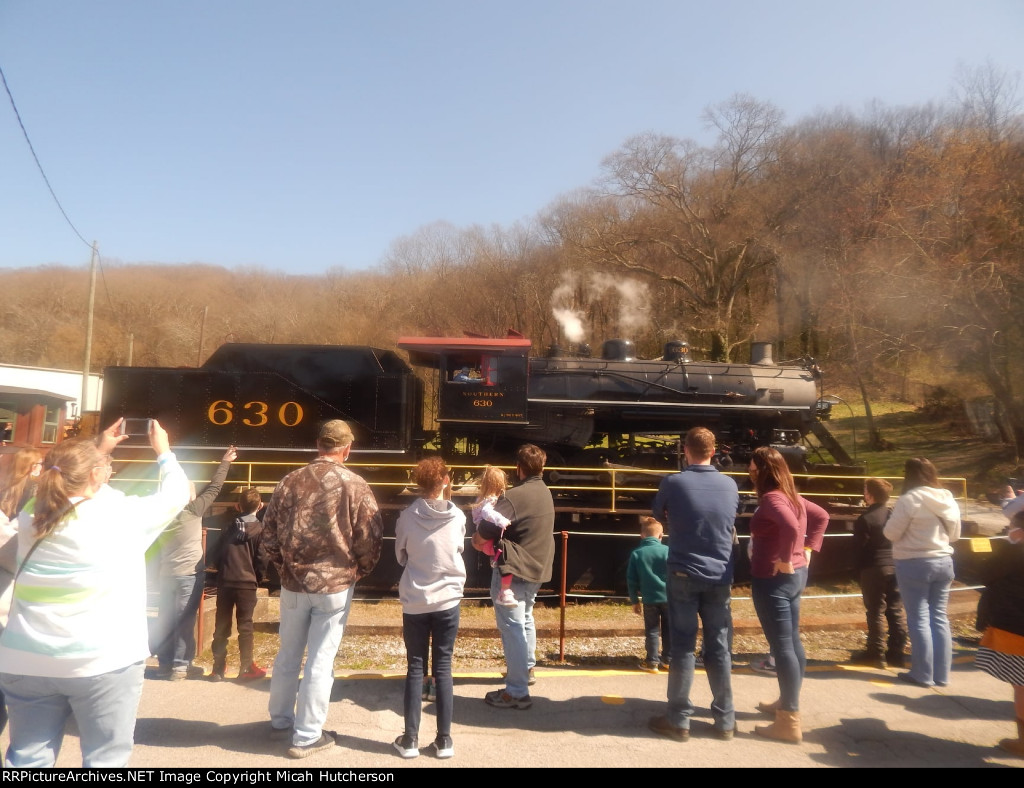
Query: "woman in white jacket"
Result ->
[[0, 420, 189, 767], [393, 457, 466, 760], [884, 457, 961, 688]]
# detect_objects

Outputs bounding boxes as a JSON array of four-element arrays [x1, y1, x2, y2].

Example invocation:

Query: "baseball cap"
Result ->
[[317, 419, 354, 449]]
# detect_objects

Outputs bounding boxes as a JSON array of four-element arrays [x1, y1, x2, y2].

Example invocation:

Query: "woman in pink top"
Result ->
[[748, 447, 828, 744]]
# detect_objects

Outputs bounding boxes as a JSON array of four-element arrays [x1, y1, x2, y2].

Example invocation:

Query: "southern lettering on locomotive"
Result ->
[[397, 335, 828, 470]]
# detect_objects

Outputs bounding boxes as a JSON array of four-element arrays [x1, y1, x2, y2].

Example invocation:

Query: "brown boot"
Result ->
[[756, 698, 780, 715], [998, 719, 1024, 758], [754, 710, 802, 743]]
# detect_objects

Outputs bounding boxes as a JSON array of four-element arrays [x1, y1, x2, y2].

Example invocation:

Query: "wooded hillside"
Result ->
[[2, 72, 1022, 457]]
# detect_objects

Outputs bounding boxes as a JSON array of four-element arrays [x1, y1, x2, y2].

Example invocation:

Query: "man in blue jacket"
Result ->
[[649, 427, 739, 741]]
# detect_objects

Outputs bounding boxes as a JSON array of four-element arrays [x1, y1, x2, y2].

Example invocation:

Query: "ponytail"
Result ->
[[32, 439, 101, 539]]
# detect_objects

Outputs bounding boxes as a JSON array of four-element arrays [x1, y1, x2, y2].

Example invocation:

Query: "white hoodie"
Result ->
[[883, 486, 962, 560], [395, 498, 466, 615]]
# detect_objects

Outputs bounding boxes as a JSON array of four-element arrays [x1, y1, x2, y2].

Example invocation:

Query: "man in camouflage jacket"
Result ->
[[263, 420, 382, 758]]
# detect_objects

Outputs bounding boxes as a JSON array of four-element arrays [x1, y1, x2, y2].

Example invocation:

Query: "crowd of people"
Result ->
[[0, 419, 1020, 766], [634, 430, 1019, 754]]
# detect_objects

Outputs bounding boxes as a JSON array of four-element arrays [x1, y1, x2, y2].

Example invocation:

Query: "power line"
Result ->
[[0, 61, 92, 249], [0, 61, 116, 313]]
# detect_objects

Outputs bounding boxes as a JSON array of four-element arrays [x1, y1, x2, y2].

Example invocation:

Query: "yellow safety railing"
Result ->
[[107, 456, 968, 514]]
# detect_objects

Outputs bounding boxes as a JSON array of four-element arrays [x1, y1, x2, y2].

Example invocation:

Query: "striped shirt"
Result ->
[[0, 454, 189, 678]]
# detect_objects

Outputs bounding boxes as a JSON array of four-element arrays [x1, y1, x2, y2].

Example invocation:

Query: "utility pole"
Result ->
[[80, 242, 98, 414], [197, 305, 208, 366]]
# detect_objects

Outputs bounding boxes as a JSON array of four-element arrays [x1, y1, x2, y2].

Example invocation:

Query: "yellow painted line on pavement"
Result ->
[[328, 654, 977, 681]]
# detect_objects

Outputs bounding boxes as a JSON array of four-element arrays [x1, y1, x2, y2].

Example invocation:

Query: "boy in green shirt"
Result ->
[[628, 516, 670, 672]]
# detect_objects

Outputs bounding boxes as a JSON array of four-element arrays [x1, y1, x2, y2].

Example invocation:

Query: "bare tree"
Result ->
[[551, 98, 787, 360], [878, 88, 1024, 457]]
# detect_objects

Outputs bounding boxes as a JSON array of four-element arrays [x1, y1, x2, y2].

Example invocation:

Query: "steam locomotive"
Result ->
[[100, 334, 857, 592], [100, 333, 842, 475]]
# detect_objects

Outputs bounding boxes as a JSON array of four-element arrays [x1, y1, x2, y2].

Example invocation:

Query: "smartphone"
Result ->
[[120, 418, 152, 436]]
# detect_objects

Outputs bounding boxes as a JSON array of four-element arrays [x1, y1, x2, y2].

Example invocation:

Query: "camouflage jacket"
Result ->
[[262, 457, 382, 594]]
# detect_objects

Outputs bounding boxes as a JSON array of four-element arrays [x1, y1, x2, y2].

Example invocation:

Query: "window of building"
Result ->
[[0, 403, 16, 443], [41, 404, 61, 444]]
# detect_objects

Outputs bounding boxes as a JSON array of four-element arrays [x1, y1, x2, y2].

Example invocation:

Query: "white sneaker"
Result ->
[[393, 735, 419, 759], [429, 735, 454, 759], [497, 588, 518, 607]]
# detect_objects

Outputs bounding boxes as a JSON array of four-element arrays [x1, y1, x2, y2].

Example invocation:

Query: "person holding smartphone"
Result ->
[[0, 419, 190, 767]]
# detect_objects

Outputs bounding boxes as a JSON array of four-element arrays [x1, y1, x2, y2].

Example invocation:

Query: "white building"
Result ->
[[0, 363, 103, 424]]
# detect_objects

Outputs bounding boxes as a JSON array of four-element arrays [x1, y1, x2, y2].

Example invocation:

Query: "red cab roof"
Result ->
[[397, 335, 532, 367]]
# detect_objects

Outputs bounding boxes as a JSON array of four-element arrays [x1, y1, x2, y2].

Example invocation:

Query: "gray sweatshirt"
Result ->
[[395, 498, 466, 615], [159, 459, 231, 578]]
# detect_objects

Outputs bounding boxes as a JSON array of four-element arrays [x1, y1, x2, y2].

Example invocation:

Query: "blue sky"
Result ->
[[1, 0, 1022, 275]]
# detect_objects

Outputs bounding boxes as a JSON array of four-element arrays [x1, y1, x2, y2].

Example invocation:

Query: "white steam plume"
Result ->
[[553, 308, 585, 343], [551, 272, 586, 343], [614, 278, 650, 334], [587, 272, 650, 335], [550, 270, 650, 343]]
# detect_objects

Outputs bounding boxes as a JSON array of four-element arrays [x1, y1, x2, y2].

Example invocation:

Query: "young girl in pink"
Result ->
[[471, 466, 517, 607]]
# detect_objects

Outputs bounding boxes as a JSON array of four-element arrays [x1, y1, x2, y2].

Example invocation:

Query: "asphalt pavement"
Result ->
[[4, 651, 1020, 770]]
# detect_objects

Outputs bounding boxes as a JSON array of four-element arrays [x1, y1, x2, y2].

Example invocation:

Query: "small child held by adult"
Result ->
[[210, 487, 269, 681], [627, 516, 670, 672], [470, 465, 517, 607], [851, 477, 907, 668]]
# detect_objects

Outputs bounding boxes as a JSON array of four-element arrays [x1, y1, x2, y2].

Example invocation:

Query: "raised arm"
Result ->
[[186, 447, 237, 518]]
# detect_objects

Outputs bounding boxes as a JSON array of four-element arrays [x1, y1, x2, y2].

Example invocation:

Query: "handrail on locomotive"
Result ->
[[107, 455, 970, 516]]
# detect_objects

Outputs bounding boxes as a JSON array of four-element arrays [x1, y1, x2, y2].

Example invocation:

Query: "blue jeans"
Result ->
[[269, 587, 354, 747], [894, 556, 954, 686], [665, 574, 734, 731], [642, 602, 670, 666], [0, 662, 145, 767], [156, 573, 203, 670], [491, 569, 539, 698], [402, 606, 460, 741], [752, 567, 808, 712]]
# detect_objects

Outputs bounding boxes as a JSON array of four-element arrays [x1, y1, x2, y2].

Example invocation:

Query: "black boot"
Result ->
[[850, 650, 886, 669], [885, 650, 906, 668]]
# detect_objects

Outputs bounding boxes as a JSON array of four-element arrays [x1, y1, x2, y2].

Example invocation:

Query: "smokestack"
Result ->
[[750, 342, 775, 365]]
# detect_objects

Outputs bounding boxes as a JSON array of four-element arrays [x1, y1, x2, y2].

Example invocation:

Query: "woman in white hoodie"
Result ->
[[393, 457, 466, 760], [884, 458, 961, 688]]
